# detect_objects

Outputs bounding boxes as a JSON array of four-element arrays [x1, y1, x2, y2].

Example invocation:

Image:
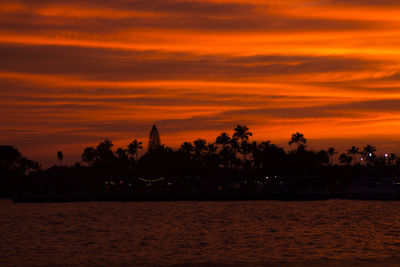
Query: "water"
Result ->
[[1, 199, 400, 266]]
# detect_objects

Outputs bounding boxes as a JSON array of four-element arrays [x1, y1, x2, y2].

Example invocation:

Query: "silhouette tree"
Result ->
[[179, 142, 195, 156], [128, 139, 143, 161], [230, 138, 239, 152], [362, 144, 376, 166], [205, 143, 218, 168], [206, 143, 217, 154], [249, 141, 258, 164], [374, 155, 387, 168], [115, 148, 129, 171], [21, 157, 41, 173], [240, 140, 252, 162], [0, 146, 41, 174], [317, 150, 329, 166], [148, 124, 161, 152], [232, 125, 252, 166], [252, 141, 286, 172], [389, 153, 397, 166], [339, 153, 353, 166], [216, 132, 231, 148], [115, 148, 128, 161], [347, 146, 360, 166], [96, 139, 115, 165], [233, 125, 252, 141], [219, 146, 235, 168], [0, 146, 41, 197], [57, 151, 63, 166], [12, 123, 400, 201], [327, 147, 337, 167], [82, 147, 96, 165], [288, 132, 306, 151], [193, 139, 206, 156], [0, 146, 22, 168]]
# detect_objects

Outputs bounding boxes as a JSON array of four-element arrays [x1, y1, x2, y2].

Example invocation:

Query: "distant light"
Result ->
[[361, 158, 363, 161], [369, 153, 372, 157], [385, 154, 388, 158]]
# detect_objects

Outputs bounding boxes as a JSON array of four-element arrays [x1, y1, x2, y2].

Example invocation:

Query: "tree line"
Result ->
[[2, 124, 400, 198], [78, 125, 399, 172]]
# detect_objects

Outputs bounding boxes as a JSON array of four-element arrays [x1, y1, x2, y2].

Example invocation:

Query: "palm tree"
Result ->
[[205, 143, 218, 167], [288, 132, 306, 151], [96, 139, 115, 165], [219, 146, 235, 168], [193, 139, 206, 154], [339, 153, 353, 166], [233, 125, 252, 141], [57, 151, 63, 166], [362, 144, 376, 166], [216, 132, 231, 148], [327, 147, 337, 167], [232, 125, 252, 167], [128, 139, 143, 162], [240, 140, 252, 162], [347, 146, 360, 166], [193, 139, 207, 164]]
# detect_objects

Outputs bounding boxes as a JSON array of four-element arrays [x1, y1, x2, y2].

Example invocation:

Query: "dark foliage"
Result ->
[[3, 125, 400, 200]]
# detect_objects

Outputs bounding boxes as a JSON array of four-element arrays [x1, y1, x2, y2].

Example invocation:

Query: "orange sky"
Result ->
[[1, 0, 400, 166]]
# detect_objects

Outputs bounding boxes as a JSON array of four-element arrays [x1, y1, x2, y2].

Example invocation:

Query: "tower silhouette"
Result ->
[[148, 124, 161, 152]]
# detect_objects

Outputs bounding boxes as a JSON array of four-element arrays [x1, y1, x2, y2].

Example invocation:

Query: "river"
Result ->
[[1, 199, 400, 266]]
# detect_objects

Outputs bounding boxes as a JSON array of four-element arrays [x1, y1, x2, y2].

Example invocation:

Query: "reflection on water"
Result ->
[[1, 199, 400, 266]]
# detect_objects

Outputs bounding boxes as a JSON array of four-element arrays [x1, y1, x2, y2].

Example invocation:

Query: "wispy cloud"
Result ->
[[1, 0, 400, 165]]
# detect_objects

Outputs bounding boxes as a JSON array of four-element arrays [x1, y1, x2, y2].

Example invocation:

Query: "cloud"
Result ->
[[220, 99, 400, 119], [2, 0, 400, 165], [0, 44, 388, 81], [327, 0, 400, 6], [0, 0, 382, 37]]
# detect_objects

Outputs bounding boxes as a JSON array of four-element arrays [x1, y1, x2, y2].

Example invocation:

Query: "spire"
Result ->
[[148, 124, 161, 152]]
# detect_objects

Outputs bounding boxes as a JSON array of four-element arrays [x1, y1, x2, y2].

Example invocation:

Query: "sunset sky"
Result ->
[[1, 0, 400, 166]]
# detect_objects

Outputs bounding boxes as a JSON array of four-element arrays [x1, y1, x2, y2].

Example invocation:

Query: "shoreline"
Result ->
[[12, 193, 400, 203]]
